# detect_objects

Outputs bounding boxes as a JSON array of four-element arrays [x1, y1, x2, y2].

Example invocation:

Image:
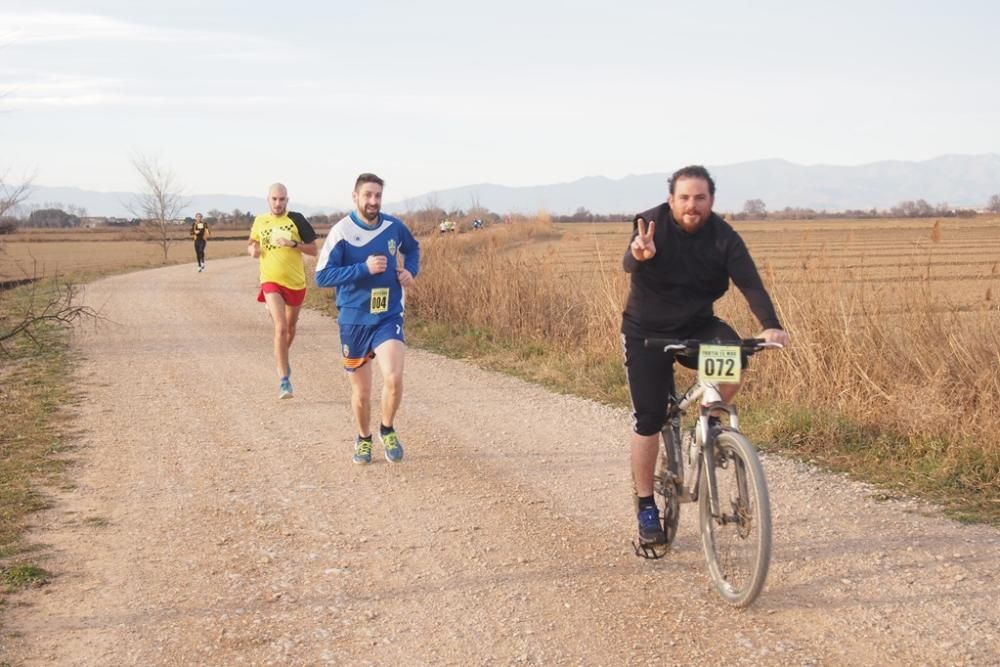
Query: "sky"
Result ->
[[2, 0, 999, 211]]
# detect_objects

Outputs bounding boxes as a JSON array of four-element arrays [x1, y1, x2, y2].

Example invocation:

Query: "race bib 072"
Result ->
[[698, 344, 741, 384]]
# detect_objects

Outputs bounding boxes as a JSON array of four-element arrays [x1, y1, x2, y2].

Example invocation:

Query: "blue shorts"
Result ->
[[339, 315, 405, 371]]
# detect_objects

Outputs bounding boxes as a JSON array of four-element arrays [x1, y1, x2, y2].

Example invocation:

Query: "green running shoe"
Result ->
[[379, 430, 404, 463], [353, 436, 373, 465]]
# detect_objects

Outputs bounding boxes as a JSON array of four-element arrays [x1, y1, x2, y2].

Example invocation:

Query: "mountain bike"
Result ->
[[634, 338, 780, 608]]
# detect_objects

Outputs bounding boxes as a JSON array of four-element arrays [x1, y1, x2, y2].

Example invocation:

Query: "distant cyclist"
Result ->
[[191, 212, 210, 271], [248, 183, 318, 399], [315, 173, 420, 465], [622, 165, 790, 545]]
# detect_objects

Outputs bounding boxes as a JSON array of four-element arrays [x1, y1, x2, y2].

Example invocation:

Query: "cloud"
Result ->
[[0, 12, 306, 109], [0, 73, 120, 108], [0, 76, 282, 109], [0, 12, 227, 44]]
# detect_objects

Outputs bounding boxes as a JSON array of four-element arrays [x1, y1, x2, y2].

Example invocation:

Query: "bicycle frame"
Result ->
[[653, 337, 778, 520], [667, 380, 738, 520]]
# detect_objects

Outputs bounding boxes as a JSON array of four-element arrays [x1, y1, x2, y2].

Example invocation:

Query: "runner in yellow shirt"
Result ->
[[248, 183, 318, 399]]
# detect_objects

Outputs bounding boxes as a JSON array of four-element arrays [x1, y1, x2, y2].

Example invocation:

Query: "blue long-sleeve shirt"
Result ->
[[315, 211, 420, 325]]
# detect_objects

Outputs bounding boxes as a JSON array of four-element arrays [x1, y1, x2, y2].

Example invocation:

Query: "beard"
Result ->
[[675, 211, 706, 232]]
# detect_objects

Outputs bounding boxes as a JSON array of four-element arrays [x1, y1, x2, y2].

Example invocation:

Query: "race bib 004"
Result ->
[[698, 344, 741, 384], [370, 288, 389, 314]]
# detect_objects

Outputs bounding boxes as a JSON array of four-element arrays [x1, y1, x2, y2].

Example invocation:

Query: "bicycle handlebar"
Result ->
[[643, 338, 783, 355]]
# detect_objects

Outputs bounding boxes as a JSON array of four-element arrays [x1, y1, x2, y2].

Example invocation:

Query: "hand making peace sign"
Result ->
[[630, 217, 657, 261]]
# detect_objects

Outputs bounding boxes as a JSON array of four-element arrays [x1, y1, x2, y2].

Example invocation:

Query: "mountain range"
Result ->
[[19, 154, 1000, 218]]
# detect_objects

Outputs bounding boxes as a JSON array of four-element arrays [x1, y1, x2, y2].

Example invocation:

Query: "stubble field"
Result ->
[[547, 217, 1000, 310], [0, 228, 254, 282]]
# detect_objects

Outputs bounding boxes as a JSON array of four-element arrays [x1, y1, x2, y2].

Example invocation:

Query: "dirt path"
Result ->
[[1, 257, 998, 666]]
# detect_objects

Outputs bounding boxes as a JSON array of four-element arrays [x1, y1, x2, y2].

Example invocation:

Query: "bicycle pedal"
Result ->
[[632, 539, 669, 560]]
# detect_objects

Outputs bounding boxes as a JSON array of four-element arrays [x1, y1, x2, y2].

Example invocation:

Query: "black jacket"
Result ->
[[621, 203, 782, 338]]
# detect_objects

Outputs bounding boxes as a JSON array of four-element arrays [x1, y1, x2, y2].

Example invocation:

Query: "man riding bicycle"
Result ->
[[622, 165, 790, 545]]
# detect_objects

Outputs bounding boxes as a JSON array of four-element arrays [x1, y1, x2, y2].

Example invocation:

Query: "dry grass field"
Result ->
[[407, 216, 1000, 522], [0, 228, 254, 281]]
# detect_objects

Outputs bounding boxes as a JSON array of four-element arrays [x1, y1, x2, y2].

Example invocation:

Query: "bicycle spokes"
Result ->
[[699, 431, 772, 607]]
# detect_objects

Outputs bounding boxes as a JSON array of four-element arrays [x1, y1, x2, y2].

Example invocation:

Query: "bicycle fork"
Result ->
[[698, 403, 754, 527], [697, 402, 735, 520], [671, 404, 739, 519]]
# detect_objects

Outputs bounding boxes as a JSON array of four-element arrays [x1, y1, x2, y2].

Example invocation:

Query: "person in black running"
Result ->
[[191, 212, 210, 272], [622, 165, 790, 545]]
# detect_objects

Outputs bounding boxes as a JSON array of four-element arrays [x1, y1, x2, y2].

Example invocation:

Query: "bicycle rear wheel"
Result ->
[[698, 430, 771, 607], [654, 426, 683, 545]]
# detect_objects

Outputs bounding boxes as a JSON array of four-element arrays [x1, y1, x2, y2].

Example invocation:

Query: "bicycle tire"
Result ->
[[654, 426, 683, 545], [698, 430, 772, 607]]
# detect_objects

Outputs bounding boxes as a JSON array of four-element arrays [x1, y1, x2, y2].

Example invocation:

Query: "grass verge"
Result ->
[[740, 403, 998, 523], [1, 565, 49, 591], [0, 278, 81, 608]]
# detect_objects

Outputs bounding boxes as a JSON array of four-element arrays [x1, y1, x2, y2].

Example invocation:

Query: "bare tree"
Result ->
[[468, 193, 492, 222], [126, 154, 188, 261], [404, 192, 447, 234], [0, 170, 33, 219], [742, 199, 768, 219], [423, 192, 442, 214], [988, 194, 1000, 214], [1, 93, 100, 346], [0, 277, 102, 353], [1, 192, 101, 351]]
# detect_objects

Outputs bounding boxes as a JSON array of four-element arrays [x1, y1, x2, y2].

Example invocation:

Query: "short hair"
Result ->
[[668, 165, 715, 196], [354, 173, 384, 191]]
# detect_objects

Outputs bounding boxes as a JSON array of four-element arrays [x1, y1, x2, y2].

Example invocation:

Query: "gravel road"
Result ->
[[1, 257, 997, 666]]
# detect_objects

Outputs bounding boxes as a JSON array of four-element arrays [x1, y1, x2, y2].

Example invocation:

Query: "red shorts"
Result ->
[[257, 282, 306, 307]]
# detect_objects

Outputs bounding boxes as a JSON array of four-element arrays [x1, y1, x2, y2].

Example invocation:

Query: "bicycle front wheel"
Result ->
[[654, 426, 683, 545], [698, 430, 772, 607]]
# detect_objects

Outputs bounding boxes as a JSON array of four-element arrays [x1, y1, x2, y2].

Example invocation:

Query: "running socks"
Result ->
[[637, 495, 656, 510]]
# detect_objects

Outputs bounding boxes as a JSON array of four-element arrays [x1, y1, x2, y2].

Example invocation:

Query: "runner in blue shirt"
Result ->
[[315, 173, 420, 465]]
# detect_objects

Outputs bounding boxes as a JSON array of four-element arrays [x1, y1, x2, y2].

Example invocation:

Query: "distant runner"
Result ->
[[190, 212, 210, 272]]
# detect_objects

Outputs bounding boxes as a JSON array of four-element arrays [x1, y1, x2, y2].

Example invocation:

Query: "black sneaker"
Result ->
[[637, 506, 666, 544]]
